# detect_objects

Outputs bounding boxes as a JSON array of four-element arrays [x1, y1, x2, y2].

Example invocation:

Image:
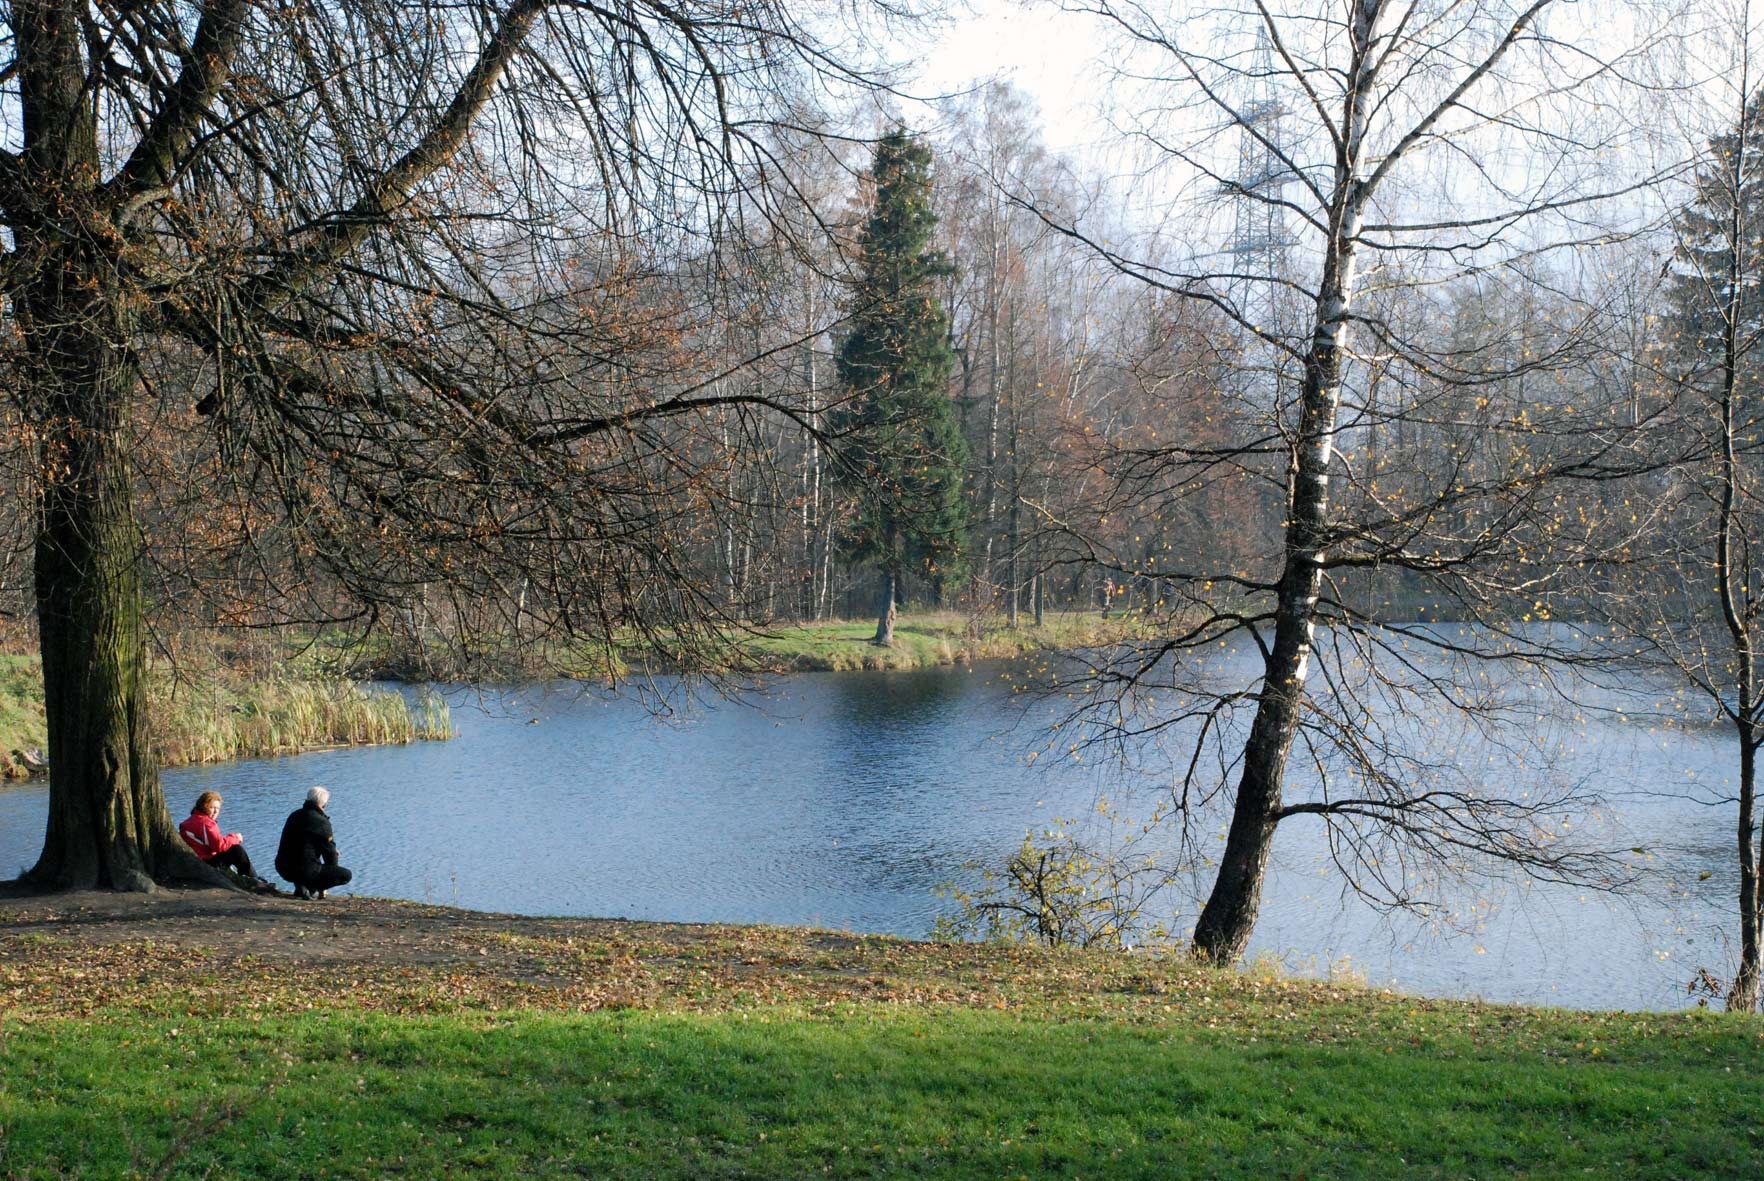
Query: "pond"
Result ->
[[0, 650, 1743, 1012]]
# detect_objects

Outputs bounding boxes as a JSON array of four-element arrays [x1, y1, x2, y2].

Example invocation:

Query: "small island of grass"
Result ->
[[734, 610, 1148, 672]]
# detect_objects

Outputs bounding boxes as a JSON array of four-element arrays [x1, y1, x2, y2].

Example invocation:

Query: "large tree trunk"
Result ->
[[1712, 126, 1762, 1010], [1189, 560, 1321, 962], [11, 2, 190, 890], [22, 281, 186, 890], [1191, 295, 1353, 961], [874, 568, 898, 646]]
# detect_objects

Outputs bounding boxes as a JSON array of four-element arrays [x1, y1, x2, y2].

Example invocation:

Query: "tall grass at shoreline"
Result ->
[[151, 676, 451, 767], [1, 651, 450, 775]]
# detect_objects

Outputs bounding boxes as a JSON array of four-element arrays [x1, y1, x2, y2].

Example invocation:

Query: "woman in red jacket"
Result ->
[[178, 791, 272, 890]]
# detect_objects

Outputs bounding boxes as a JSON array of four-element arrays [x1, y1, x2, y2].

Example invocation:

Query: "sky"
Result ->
[[903, 0, 1706, 260], [911, 1, 1112, 154]]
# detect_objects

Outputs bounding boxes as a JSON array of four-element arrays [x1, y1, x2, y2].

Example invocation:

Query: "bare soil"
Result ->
[[0, 886, 713, 967], [0, 885, 1042, 1018]]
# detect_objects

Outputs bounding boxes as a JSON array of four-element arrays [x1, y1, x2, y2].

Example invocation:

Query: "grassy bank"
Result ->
[[738, 610, 1149, 672], [0, 898, 1759, 1178], [0, 657, 47, 778], [1, 607, 1121, 775], [0, 654, 449, 779]]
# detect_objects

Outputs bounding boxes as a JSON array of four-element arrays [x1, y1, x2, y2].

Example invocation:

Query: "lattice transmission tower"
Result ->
[[1222, 27, 1295, 338]]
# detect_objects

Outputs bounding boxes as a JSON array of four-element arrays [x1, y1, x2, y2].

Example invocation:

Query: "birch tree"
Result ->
[[1044, 0, 1674, 962]]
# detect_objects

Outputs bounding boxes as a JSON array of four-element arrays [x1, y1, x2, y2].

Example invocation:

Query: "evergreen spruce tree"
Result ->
[[835, 129, 970, 645], [1669, 91, 1764, 378]]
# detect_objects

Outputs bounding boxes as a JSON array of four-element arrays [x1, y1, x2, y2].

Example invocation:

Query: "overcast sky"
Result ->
[[913, 0, 1111, 153]]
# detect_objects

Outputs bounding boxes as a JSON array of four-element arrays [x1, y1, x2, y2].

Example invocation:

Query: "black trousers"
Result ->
[[210, 844, 258, 880], [286, 864, 353, 892]]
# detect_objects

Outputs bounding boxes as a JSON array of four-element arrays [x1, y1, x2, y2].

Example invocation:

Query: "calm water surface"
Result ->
[[0, 653, 1742, 1011]]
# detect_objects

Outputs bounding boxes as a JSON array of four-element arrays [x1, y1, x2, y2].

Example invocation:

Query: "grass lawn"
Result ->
[[3, 1003, 1757, 1179], [4, 1006, 1758, 1179], [1, 895, 1759, 1179]]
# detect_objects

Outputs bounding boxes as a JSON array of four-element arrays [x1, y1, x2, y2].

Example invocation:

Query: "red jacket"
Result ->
[[178, 812, 240, 862]]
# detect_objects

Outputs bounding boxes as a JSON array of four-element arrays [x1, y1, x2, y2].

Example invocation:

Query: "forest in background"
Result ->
[[0, 72, 1665, 650]]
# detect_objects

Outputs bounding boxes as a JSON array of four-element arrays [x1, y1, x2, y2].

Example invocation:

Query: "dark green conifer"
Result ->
[[835, 129, 970, 645]]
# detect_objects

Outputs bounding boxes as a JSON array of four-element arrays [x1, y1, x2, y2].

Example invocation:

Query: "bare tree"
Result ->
[[1031, 0, 1679, 961], [937, 84, 1180, 626], [940, 83, 1056, 611], [1601, 0, 1764, 1011], [0, 1, 880, 890]]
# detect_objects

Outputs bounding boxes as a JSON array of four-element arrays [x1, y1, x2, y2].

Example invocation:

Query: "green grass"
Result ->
[[738, 611, 1153, 672], [277, 610, 1152, 680], [1, 1004, 1757, 1178], [2, 919, 1760, 1178], [0, 656, 49, 779]]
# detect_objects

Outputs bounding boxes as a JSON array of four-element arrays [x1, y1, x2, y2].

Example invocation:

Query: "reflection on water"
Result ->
[[0, 651, 1742, 1011]]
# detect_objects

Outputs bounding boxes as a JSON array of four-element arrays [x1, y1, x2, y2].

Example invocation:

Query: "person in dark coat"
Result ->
[[275, 785, 354, 900]]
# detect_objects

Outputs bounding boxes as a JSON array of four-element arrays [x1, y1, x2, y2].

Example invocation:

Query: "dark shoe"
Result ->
[[292, 884, 311, 900], [253, 878, 280, 895]]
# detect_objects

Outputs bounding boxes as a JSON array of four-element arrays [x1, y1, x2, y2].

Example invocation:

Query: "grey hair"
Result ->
[[305, 785, 331, 808]]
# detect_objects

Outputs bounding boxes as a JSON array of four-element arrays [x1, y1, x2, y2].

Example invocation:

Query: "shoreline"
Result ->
[[0, 885, 1727, 1020]]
